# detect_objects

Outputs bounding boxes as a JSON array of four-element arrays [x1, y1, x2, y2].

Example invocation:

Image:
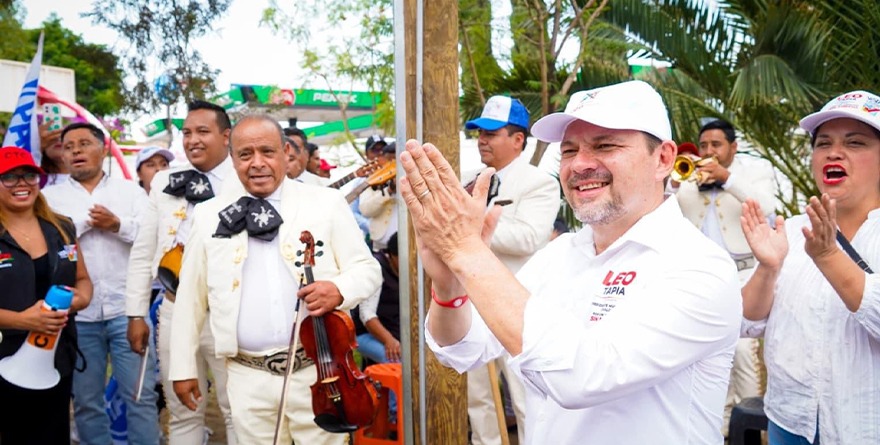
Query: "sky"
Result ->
[[22, 0, 322, 141], [18, 0, 557, 175], [23, 0, 309, 93]]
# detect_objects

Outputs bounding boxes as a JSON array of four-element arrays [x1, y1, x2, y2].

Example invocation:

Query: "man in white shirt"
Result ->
[[44, 122, 159, 445], [672, 119, 777, 435], [460, 95, 560, 445], [125, 101, 237, 444], [169, 115, 381, 444], [399, 80, 741, 444]]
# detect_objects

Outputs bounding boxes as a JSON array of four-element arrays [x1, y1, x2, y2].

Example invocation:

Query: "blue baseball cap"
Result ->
[[465, 96, 530, 131]]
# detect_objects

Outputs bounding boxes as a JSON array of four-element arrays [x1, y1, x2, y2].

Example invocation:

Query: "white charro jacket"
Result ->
[[463, 158, 561, 274], [124, 161, 234, 317], [676, 156, 776, 257], [168, 179, 381, 380]]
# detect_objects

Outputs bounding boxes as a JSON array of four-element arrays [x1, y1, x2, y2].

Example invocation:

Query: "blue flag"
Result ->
[[3, 32, 44, 165]]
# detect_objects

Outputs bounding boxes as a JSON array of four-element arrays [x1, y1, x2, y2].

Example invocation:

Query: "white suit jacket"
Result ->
[[168, 179, 381, 380], [124, 162, 234, 317], [463, 158, 560, 274], [359, 186, 395, 244], [676, 156, 776, 256]]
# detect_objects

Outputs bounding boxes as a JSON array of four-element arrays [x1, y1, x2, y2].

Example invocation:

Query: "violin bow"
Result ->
[[272, 278, 308, 445]]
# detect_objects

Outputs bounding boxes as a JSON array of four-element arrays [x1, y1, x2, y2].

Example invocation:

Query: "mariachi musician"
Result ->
[[169, 115, 381, 444], [125, 100, 238, 444]]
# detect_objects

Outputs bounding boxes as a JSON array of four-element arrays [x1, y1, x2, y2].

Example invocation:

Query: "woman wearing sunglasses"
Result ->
[[0, 146, 92, 444]]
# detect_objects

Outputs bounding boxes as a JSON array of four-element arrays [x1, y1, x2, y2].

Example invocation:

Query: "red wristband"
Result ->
[[431, 288, 469, 309]]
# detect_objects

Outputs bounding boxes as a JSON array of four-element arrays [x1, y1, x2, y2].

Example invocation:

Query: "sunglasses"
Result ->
[[0, 172, 41, 188]]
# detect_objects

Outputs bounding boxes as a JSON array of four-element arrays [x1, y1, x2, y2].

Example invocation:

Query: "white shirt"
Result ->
[[742, 212, 880, 444], [296, 170, 329, 186], [427, 196, 741, 445], [235, 187, 301, 353], [174, 157, 234, 246], [44, 174, 148, 322]]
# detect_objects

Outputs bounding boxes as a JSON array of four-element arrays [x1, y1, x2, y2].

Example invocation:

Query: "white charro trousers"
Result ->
[[225, 359, 347, 445], [467, 357, 527, 445], [722, 267, 762, 436], [158, 300, 236, 444]]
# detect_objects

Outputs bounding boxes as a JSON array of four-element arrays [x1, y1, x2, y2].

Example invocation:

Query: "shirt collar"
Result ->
[[246, 181, 284, 206], [67, 171, 109, 190], [493, 155, 521, 182], [573, 194, 682, 256], [201, 156, 233, 182]]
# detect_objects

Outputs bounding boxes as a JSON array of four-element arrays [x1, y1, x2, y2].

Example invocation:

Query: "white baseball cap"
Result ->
[[799, 90, 880, 135], [531, 80, 672, 142], [136, 146, 175, 171]]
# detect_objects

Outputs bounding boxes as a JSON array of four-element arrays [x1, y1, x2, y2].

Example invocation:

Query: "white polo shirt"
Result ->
[[427, 196, 741, 444]]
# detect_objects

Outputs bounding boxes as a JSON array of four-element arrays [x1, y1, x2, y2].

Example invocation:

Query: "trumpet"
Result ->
[[671, 155, 717, 183]]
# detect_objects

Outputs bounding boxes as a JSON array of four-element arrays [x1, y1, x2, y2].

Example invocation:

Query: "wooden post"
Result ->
[[398, 0, 467, 443]]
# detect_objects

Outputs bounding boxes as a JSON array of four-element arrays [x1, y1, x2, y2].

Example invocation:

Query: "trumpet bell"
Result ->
[[671, 155, 696, 182], [158, 244, 184, 294]]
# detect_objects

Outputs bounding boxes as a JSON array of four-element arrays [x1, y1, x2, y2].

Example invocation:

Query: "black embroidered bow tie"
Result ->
[[213, 197, 284, 241], [698, 182, 725, 192], [163, 170, 215, 203]]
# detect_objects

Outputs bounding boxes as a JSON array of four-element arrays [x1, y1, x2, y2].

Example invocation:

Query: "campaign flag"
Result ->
[[2, 32, 44, 165], [104, 375, 129, 444]]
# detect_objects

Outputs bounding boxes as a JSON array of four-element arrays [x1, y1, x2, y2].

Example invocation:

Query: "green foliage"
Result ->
[[601, 0, 879, 216], [85, 0, 231, 113], [0, 10, 125, 116]]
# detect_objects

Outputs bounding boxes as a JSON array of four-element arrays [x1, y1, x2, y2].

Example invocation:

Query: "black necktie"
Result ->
[[698, 182, 724, 192], [463, 173, 500, 205], [164, 170, 215, 203], [213, 197, 284, 241]]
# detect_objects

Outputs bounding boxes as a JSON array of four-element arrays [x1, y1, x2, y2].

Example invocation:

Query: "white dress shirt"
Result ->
[[742, 212, 880, 444], [427, 196, 742, 444], [236, 188, 301, 353], [44, 174, 148, 322]]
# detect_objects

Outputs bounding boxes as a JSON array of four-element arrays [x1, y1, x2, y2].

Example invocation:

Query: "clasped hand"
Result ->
[[398, 140, 501, 294]]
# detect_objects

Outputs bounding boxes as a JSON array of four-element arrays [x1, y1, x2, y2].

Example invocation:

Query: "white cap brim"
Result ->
[[800, 108, 880, 135], [530, 113, 581, 143]]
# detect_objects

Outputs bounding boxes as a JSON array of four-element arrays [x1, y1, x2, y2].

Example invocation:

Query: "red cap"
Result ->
[[319, 159, 337, 171], [0, 147, 45, 176], [677, 142, 699, 157]]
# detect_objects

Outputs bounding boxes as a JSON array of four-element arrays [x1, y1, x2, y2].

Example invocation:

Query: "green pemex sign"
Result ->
[[143, 85, 381, 137]]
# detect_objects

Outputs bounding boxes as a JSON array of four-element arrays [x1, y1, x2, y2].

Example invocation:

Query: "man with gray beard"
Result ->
[[399, 80, 742, 444]]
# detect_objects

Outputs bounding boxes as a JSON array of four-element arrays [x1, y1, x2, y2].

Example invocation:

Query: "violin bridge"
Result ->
[[321, 376, 340, 385]]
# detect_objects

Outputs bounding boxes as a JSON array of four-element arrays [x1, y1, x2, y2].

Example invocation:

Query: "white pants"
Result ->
[[225, 360, 346, 445], [723, 337, 760, 436], [159, 300, 235, 444], [467, 358, 527, 445]]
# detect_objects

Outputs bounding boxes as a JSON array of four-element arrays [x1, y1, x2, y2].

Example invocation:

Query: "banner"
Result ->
[[2, 32, 44, 164]]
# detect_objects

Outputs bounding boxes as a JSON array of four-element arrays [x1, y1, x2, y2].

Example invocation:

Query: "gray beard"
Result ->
[[572, 196, 624, 225]]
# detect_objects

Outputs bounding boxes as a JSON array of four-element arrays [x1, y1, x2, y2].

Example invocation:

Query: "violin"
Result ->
[[296, 231, 380, 433]]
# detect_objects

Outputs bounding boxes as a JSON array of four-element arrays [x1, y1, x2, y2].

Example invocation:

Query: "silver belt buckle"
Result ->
[[735, 256, 755, 272], [232, 348, 313, 375]]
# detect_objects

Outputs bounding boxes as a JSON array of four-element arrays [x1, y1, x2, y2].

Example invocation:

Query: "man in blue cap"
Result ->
[[462, 96, 560, 445]]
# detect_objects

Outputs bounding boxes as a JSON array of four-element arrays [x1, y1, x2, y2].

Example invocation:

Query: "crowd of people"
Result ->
[[0, 80, 877, 445]]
